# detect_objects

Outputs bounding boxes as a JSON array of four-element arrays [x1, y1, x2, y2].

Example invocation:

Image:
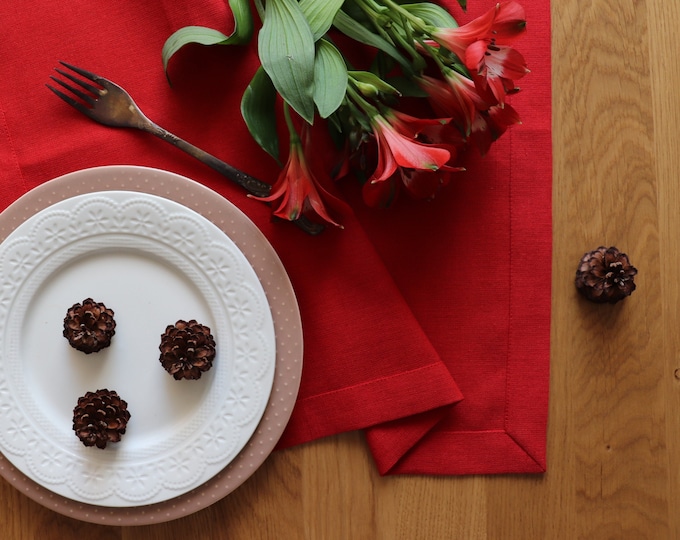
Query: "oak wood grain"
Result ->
[[2, 0, 677, 538]]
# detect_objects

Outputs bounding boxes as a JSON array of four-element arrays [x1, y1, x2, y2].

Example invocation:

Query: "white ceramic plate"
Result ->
[[0, 190, 276, 507]]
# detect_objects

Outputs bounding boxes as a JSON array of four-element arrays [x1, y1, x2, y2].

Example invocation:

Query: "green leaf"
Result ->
[[401, 3, 459, 28], [332, 9, 413, 76], [313, 39, 348, 118], [299, 0, 345, 40], [162, 27, 230, 73], [258, 0, 316, 124], [162, 0, 254, 73], [240, 67, 280, 163], [226, 0, 255, 41]]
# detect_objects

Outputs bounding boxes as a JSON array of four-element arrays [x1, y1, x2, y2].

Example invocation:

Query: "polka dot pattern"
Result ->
[[0, 166, 303, 525]]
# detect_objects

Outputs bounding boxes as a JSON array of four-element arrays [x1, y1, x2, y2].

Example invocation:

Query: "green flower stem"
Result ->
[[346, 84, 380, 121], [343, 99, 372, 133], [283, 102, 302, 146], [424, 39, 452, 73], [386, 24, 426, 71], [380, 0, 431, 35], [352, 0, 426, 70], [352, 0, 388, 20], [352, 0, 398, 48], [418, 36, 470, 78]]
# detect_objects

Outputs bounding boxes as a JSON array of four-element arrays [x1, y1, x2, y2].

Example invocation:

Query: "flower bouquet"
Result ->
[[163, 0, 529, 228]]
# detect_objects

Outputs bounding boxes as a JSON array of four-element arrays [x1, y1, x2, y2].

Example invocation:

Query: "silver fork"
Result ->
[[47, 61, 323, 235]]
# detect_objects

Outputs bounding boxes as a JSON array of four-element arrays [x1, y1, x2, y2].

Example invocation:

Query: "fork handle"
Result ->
[[140, 121, 324, 235], [142, 122, 272, 198]]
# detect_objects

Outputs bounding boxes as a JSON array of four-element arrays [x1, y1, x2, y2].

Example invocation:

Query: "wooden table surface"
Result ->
[[2, 1, 677, 538]]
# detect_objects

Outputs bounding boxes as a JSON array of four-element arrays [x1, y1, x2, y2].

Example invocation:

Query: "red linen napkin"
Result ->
[[0, 0, 550, 476], [357, 1, 553, 474]]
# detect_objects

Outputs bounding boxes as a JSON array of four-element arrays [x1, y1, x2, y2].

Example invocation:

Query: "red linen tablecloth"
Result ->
[[0, 0, 551, 475]]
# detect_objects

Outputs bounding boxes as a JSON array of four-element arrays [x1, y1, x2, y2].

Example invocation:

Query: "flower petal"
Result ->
[[493, 1, 527, 39], [372, 127, 400, 182], [389, 109, 450, 138], [432, 5, 497, 58], [466, 42, 528, 105], [251, 141, 342, 226], [483, 46, 529, 80], [380, 126, 450, 171]]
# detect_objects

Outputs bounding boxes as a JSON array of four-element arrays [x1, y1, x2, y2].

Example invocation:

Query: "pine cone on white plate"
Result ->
[[159, 320, 216, 380], [63, 298, 116, 353], [72, 389, 131, 449]]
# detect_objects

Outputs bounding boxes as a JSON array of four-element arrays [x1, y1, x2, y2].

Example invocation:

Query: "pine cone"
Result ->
[[72, 389, 131, 449], [575, 246, 637, 304], [63, 298, 116, 353], [159, 320, 216, 380]]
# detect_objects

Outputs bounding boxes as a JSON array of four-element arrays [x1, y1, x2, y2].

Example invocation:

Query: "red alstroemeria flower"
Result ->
[[404, 122, 465, 199], [253, 138, 342, 228], [418, 72, 485, 136], [491, 0, 529, 38], [431, 2, 528, 106], [466, 40, 529, 106], [430, 5, 498, 60], [369, 111, 452, 184], [363, 111, 464, 206], [387, 109, 453, 139], [469, 102, 522, 155], [416, 121, 467, 156], [431, 1, 527, 59], [362, 167, 455, 207]]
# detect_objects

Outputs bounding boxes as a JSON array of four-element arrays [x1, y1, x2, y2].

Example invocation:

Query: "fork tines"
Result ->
[[46, 61, 103, 113]]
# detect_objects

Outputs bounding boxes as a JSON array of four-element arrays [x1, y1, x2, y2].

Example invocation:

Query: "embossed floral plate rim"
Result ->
[[0, 190, 276, 507], [0, 166, 303, 525]]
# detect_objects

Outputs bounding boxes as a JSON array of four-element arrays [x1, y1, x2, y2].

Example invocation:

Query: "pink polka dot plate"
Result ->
[[0, 166, 302, 524]]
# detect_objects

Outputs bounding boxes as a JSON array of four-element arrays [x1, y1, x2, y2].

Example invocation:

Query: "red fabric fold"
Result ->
[[360, 1, 552, 473], [0, 0, 550, 476]]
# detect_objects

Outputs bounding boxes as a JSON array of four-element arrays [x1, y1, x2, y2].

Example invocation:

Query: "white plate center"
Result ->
[[22, 248, 214, 451]]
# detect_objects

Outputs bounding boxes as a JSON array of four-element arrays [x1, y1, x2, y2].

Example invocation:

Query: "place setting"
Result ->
[[0, 0, 552, 529], [0, 165, 304, 523]]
